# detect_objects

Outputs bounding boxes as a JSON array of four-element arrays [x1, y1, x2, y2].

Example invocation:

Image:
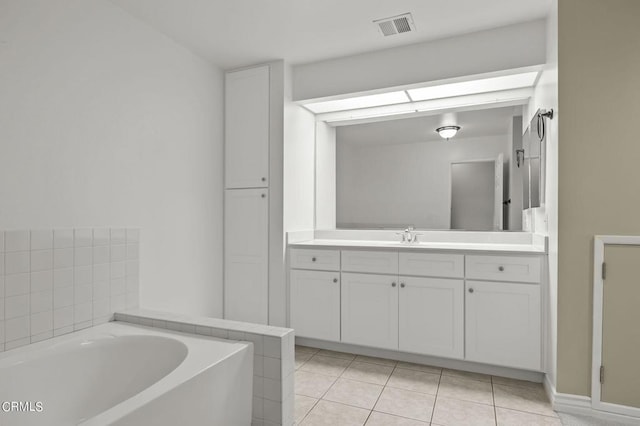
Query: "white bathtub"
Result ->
[[0, 322, 253, 425]]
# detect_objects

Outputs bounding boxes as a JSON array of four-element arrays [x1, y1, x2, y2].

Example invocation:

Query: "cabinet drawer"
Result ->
[[399, 253, 464, 278], [290, 248, 340, 271], [466, 255, 541, 283], [341, 250, 398, 274]]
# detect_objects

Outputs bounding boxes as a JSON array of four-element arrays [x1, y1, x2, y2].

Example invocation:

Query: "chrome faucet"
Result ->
[[396, 226, 421, 243]]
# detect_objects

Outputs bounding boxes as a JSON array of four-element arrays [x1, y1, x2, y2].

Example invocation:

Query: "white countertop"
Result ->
[[289, 238, 547, 254]]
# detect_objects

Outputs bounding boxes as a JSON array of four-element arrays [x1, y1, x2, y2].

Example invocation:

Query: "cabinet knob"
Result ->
[[261, 177, 267, 182], [261, 193, 266, 198], [468, 288, 474, 293], [498, 266, 505, 272], [312, 257, 316, 262], [391, 282, 397, 287], [333, 278, 338, 283], [400, 283, 405, 288]]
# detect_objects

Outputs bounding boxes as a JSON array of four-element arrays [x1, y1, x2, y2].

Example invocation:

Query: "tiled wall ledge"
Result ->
[[0, 228, 140, 352], [115, 308, 295, 426]]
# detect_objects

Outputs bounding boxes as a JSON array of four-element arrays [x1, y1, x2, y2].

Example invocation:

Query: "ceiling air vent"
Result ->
[[373, 13, 416, 37]]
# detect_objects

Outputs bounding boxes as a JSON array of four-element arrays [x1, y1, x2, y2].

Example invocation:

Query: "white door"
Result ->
[[290, 270, 341, 341], [225, 66, 269, 189], [341, 272, 398, 350], [224, 188, 269, 324], [494, 153, 504, 230], [465, 280, 541, 370], [399, 277, 464, 359]]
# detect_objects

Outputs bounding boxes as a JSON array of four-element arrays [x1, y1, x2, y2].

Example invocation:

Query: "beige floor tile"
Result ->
[[442, 368, 492, 383], [323, 377, 384, 409], [496, 407, 562, 426], [301, 400, 370, 426], [395, 361, 442, 375], [296, 351, 314, 369], [296, 394, 319, 423], [437, 375, 494, 405], [386, 368, 440, 395], [374, 387, 436, 422], [297, 345, 320, 355], [316, 349, 357, 360], [342, 361, 395, 385], [491, 376, 543, 390], [300, 354, 353, 376], [295, 370, 338, 398], [432, 396, 496, 426], [493, 384, 556, 417], [365, 411, 429, 425], [354, 354, 398, 367]]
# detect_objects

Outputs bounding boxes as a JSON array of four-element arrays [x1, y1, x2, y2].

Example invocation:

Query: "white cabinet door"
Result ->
[[399, 277, 464, 359], [341, 272, 398, 350], [225, 66, 269, 189], [224, 188, 269, 324], [290, 270, 341, 341], [465, 280, 541, 370]]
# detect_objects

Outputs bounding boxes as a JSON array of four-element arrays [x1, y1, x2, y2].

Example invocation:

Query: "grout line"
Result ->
[[429, 370, 443, 425], [492, 376, 498, 425]]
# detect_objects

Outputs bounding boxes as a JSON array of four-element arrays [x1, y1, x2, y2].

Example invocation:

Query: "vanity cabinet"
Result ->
[[290, 269, 340, 341]]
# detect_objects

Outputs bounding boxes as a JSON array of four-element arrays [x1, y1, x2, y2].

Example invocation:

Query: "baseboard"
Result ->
[[544, 376, 640, 425]]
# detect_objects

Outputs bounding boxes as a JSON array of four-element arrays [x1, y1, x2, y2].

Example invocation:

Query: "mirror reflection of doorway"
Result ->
[[450, 157, 503, 231]]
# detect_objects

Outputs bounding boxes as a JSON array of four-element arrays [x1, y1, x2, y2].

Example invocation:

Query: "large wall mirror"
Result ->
[[335, 106, 526, 231]]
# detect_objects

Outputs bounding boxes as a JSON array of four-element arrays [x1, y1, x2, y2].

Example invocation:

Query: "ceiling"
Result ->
[[337, 106, 521, 146], [110, 0, 551, 69]]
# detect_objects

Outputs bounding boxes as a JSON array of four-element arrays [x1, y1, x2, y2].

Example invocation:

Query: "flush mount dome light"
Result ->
[[436, 125, 461, 140]]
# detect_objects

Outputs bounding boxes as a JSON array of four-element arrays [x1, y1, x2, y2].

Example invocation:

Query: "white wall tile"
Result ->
[[31, 311, 53, 335], [93, 298, 110, 319], [126, 228, 139, 243], [54, 286, 74, 309], [92, 246, 110, 265], [5, 251, 30, 274], [5, 273, 29, 297], [264, 336, 281, 359], [74, 247, 92, 267], [111, 294, 126, 312], [263, 399, 282, 423], [31, 330, 53, 343], [126, 244, 139, 260], [31, 271, 53, 293], [53, 229, 74, 249], [111, 245, 126, 262], [31, 230, 53, 250], [31, 291, 53, 314], [92, 228, 110, 246], [0, 321, 4, 343], [5, 316, 30, 341], [125, 261, 139, 276], [0, 297, 4, 319], [74, 266, 92, 285], [263, 378, 282, 402], [126, 292, 139, 309], [93, 281, 109, 300], [74, 320, 92, 331], [125, 275, 139, 293], [53, 306, 73, 329], [74, 229, 93, 247], [5, 231, 30, 252], [74, 284, 92, 304], [110, 278, 125, 296], [54, 325, 74, 336], [254, 355, 264, 377], [110, 229, 126, 245], [264, 357, 281, 380], [53, 268, 73, 288], [253, 376, 264, 397], [5, 337, 30, 350], [110, 262, 125, 279], [245, 333, 264, 356], [31, 250, 53, 272], [5, 295, 29, 318], [0, 253, 4, 276], [93, 264, 110, 282], [53, 248, 74, 269], [74, 303, 92, 323], [0, 231, 4, 251]]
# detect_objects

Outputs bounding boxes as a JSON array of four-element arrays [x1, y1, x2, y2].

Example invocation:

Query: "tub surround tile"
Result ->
[[5, 273, 29, 297], [92, 228, 110, 246], [5, 251, 30, 274], [31, 271, 53, 293], [30, 249, 53, 272], [53, 230, 74, 249], [54, 248, 74, 269], [5, 231, 30, 252], [5, 315, 30, 342]]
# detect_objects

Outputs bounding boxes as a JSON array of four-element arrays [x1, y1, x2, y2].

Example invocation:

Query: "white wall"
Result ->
[[336, 135, 509, 229], [527, 1, 558, 389], [293, 20, 546, 101], [0, 0, 224, 316], [315, 122, 337, 230]]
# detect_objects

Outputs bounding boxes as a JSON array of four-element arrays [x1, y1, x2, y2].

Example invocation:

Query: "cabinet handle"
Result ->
[[400, 283, 405, 288], [498, 266, 504, 272], [312, 257, 316, 262], [468, 288, 474, 293], [333, 278, 338, 283], [261, 193, 266, 198], [261, 177, 267, 182], [391, 282, 397, 287]]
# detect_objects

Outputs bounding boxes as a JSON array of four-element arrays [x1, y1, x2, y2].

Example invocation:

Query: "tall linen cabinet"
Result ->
[[224, 62, 284, 325]]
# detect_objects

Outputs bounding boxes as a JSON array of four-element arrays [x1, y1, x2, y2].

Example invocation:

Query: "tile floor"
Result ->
[[294, 345, 562, 426]]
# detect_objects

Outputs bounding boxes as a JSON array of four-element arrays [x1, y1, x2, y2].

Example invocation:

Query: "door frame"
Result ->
[[592, 235, 640, 417], [449, 158, 498, 230]]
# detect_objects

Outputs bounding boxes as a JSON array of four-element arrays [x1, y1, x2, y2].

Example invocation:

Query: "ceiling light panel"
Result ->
[[407, 72, 539, 101], [303, 91, 410, 114]]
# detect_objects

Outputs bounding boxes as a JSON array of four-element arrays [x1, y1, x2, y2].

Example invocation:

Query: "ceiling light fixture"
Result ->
[[436, 125, 460, 140]]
